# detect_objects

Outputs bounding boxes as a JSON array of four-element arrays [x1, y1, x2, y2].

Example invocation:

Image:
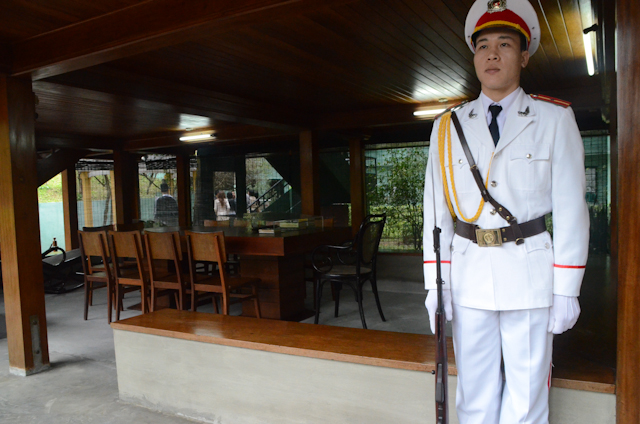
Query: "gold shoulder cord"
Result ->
[[437, 112, 494, 223]]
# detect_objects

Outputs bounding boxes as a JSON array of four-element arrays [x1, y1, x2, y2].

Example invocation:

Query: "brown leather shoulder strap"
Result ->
[[450, 112, 525, 245]]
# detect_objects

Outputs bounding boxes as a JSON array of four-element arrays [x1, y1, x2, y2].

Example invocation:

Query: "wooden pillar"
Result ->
[[235, 154, 247, 215], [176, 154, 192, 227], [0, 77, 50, 376], [112, 150, 138, 226], [349, 136, 366, 235], [79, 172, 93, 228], [616, 0, 640, 422], [300, 131, 320, 215], [61, 168, 79, 250]]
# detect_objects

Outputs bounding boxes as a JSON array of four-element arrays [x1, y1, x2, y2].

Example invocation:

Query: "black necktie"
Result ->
[[488, 104, 502, 146]]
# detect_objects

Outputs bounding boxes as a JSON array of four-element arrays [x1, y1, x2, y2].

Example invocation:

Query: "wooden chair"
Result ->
[[144, 231, 188, 311], [185, 231, 261, 317], [108, 230, 150, 320], [78, 230, 114, 322], [83, 225, 115, 232], [311, 214, 387, 329]]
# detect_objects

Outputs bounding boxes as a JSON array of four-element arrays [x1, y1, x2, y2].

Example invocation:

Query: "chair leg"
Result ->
[[89, 287, 93, 306], [115, 284, 123, 321], [83, 281, 90, 321], [370, 278, 386, 322], [253, 284, 261, 319], [314, 280, 324, 324], [356, 286, 367, 329], [107, 284, 113, 324], [150, 285, 156, 312], [334, 282, 342, 318]]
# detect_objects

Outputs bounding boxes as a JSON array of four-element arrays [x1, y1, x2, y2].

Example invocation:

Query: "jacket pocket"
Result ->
[[524, 232, 554, 289], [508, 143, 551, 191]]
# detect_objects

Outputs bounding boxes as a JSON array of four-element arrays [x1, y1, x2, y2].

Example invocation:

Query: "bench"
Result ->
[[111, 309, 615, 424]]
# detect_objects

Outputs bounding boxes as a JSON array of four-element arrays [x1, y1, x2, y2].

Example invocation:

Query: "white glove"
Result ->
[[547, 295, 580, 334], [425, 289, 453, 334]]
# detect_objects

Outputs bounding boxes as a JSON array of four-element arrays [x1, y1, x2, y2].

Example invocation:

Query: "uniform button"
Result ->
[[490, 209, 497, 215], [545, 243, 550, 249], [458, 159, 463, 164], [491, 181, 497, 187], [526, 153, 532, 159]]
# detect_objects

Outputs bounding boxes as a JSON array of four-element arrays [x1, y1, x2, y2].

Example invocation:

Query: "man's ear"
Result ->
[[521, 50, 530, 68]]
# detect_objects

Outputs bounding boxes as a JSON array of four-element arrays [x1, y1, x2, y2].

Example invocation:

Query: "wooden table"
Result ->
[[145, 225, 352, 320]]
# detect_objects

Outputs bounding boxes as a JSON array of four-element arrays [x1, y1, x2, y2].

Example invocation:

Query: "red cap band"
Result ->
[[474, 9, 532, 43]]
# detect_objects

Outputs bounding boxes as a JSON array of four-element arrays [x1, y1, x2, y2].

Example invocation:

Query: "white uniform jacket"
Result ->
[[423, 88, 589, 311]]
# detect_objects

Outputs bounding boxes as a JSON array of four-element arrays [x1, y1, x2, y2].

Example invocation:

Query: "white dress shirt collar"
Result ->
[[480, 87, 522, 135]]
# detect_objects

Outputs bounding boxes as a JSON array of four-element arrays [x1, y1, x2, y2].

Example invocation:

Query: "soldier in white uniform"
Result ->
[[423, 1, 590, 423]]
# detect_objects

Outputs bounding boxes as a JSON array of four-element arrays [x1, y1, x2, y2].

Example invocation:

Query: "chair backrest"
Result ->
[[83, 225, 114, 232], [184, 231, 227, 265], [144, 231, 182, 261], [356, 214, 386, 266], [78, 230, 111, 278], [108, 230, 146, 277], [144, 231, 183, 281]]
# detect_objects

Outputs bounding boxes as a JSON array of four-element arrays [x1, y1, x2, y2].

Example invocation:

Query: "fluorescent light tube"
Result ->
[[413, 108, 446, 117], [583, 32, 595, 76], [180, 134, 215, 142]]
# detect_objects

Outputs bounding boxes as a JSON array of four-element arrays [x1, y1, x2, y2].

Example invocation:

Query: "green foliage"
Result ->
[[368, 147, 428, 251], [38, 174, 63, 203]]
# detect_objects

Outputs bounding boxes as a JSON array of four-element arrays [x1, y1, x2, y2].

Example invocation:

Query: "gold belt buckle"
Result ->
[[475, 228, 502, 247]]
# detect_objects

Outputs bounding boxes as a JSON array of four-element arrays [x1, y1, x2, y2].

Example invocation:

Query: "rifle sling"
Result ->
[[451, 112, 525, 245]]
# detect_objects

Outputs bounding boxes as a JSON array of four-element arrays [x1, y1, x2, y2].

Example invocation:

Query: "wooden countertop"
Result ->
[[111, 309, 615, 393], [112, 309, 456, 374]]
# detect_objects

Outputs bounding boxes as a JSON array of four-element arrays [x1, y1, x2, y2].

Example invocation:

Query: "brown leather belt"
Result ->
[[455, 216, 547, 247]]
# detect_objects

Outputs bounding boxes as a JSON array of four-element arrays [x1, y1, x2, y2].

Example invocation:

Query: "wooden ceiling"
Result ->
[[0, 0, 606, 153]]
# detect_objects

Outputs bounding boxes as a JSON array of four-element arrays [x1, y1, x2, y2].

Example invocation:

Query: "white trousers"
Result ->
[[452, 304, 554, 424]]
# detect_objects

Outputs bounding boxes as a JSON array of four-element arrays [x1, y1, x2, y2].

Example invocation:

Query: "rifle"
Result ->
[[431, 165, 449, 423]]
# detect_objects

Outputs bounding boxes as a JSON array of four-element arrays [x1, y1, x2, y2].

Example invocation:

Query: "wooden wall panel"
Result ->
[[0, 77, 50, 375], [616, 0, 640, 422]]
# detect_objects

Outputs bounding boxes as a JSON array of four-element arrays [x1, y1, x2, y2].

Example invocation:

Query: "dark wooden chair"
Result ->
[[312, 214, 387, 329], [78, 230, 114, 322], [144, 231, 188, 312], [185, 231, 261, 317], [108, 230, 149, 320]]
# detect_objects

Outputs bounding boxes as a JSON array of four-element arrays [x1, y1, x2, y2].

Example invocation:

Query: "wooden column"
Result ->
[[300, 131, 320, 215], [235, 154, 247, 215], [79, 172, 93, 228], [0, 77, 50, 376], [61, 168, 79, 250], [112, 150, 138, 226], [176, 154, 192, 227], [349, 136, 366, 235], [616, 0, 640, 422]]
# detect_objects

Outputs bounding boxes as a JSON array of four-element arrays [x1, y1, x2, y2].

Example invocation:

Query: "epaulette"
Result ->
[[529, 94, 571, 108], [434, 100, 470, 120]]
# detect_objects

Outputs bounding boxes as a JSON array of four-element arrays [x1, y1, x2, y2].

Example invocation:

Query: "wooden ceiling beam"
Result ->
[[36, 133, 120, 151], [46, 67, 308, 131], [11, 0, 358, 80], [37, 148, 90, 187]]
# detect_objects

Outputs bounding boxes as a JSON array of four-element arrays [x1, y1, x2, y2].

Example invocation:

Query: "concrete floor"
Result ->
[[0, 255, 430, 424]]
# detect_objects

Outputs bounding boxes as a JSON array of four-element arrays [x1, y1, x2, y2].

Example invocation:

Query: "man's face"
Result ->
[[473, 28, 530, 101]]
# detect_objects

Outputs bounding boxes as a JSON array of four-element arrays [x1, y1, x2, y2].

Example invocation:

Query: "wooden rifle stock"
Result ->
[[433, 225, 449, 423]]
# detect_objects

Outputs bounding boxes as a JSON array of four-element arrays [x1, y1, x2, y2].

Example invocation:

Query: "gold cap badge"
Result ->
[[487, 0, 507, 13]]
